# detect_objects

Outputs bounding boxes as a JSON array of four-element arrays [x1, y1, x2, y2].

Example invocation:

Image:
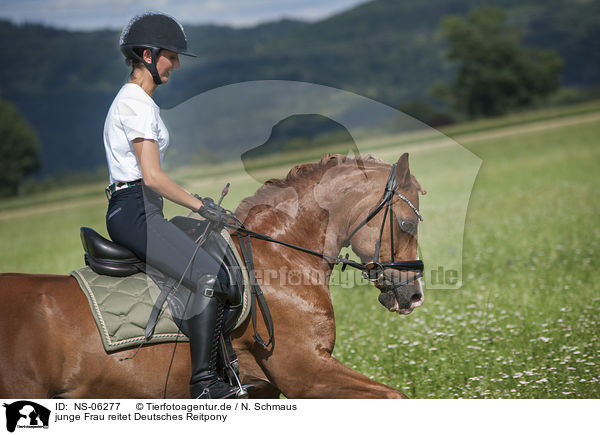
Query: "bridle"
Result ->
[[340, 163, 424, 286], [213, 163, 424, 348], [223, 163, 424, 285]]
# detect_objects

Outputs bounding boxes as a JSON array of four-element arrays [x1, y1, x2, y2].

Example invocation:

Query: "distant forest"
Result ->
[[1, 0, 599, 179]]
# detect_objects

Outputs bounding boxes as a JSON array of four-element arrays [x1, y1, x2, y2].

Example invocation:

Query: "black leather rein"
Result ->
[[224, 163, 424, 283]]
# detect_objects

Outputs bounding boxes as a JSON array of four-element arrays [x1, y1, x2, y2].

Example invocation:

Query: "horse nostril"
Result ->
[[410, 292, 422, 303]]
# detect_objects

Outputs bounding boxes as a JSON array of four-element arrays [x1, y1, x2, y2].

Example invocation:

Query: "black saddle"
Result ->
[[80, 227, 144, 277], [79, 216, 245, 333]]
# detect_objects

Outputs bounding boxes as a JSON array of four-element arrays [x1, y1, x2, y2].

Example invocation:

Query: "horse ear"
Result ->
[[395, 153, 412, 187]]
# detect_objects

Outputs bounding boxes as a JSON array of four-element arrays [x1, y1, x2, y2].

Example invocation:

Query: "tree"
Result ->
[[434, 6, 563, 118], [0, 99, 41, 197]]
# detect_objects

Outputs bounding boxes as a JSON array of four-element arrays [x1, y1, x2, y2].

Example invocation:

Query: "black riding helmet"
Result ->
[[120, 12, 197, 85]]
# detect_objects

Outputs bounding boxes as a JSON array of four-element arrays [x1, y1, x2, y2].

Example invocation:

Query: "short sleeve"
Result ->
[[117, 98, 158, 143]]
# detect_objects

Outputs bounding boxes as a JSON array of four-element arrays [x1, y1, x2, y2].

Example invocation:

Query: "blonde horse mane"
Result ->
[[235, 153, 389, 218]]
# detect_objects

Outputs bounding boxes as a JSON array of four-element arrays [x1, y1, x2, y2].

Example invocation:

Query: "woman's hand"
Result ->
[[196, 197, 229, 223]]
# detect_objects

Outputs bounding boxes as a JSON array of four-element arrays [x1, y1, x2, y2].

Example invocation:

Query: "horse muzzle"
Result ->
[[376, 272, 423, 315]]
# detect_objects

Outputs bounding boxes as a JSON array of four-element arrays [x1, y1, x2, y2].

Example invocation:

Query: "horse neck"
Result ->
[[276, 164, 384, 260], [236, 162, 385, 262]]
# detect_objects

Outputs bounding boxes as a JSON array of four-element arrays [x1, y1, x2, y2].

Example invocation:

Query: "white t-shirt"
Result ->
[[103, 83, 169, 185]]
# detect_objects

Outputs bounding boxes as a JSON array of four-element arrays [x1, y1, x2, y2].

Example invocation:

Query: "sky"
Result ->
[[0, 0, 368, 30]]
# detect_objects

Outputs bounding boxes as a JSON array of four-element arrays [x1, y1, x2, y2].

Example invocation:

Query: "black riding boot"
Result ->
[[186, 274, 240, 399]]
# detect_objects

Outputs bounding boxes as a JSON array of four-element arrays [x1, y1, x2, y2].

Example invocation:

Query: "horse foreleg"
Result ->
[[242, 285, 407, 398], [260, 347, 407, 399]]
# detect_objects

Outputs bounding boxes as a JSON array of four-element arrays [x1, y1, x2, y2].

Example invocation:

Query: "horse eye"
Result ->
[[399, 219, 417, 236]]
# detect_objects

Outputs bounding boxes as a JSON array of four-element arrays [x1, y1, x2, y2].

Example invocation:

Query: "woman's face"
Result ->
[[141, 48, 180, 84], [155, 49, 180, 84]]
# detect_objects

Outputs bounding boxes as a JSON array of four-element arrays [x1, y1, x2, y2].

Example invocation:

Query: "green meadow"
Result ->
[[1, 100, 599, 398]]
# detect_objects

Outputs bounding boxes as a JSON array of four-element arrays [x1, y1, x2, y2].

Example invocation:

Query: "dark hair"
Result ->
[[125, 47, 150, 77], [125, 47, 145, 66]]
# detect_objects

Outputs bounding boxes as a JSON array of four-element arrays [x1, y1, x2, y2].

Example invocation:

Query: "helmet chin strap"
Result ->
[[142, 47, 162, 85]]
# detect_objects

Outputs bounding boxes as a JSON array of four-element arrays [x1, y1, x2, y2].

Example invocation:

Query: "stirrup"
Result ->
[[191, 379, 240, 399], [195, 389, 240, 399]]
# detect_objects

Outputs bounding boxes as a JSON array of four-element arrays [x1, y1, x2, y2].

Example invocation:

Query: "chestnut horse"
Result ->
[[0, 153, 425, 399]]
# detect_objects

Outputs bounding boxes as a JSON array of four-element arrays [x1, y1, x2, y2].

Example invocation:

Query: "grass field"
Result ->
[[1, 100, 598, 398]]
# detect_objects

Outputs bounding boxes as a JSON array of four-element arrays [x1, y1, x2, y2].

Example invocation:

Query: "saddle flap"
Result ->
[[84, 252, 142, 278]]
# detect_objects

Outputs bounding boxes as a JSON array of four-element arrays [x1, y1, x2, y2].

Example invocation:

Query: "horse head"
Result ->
[[237, 151, 425, 315], [346, 153, 426, 315]]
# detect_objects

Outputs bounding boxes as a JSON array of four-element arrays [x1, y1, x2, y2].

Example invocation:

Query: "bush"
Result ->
[[0, 99, 41, 197]]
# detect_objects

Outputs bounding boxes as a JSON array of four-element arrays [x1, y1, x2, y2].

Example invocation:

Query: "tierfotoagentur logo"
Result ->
[[3, 401, 50, 433]]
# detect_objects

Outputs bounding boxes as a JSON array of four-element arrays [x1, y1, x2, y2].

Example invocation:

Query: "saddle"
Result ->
[[80, 216, 247, 335]]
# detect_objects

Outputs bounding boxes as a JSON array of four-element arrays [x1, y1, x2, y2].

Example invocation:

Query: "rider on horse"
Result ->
[[103, 12, 239, 399]]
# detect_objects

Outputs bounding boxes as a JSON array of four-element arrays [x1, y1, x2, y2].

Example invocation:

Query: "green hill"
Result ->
[[1, 0, 599, 179]]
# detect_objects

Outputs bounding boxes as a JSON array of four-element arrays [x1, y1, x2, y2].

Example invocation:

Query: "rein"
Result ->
[[226, 163, 424, 280], [227, 221, 423, 278]]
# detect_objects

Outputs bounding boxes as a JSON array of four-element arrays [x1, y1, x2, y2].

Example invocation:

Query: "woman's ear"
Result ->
[[142, 48, 153, 63]]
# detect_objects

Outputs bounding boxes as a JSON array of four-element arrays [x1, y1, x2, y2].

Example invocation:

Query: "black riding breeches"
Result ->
[[105, 184, 226, 297]]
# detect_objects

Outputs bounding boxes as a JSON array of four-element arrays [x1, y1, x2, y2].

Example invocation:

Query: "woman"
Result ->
[[103, 12, 240, 399]]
